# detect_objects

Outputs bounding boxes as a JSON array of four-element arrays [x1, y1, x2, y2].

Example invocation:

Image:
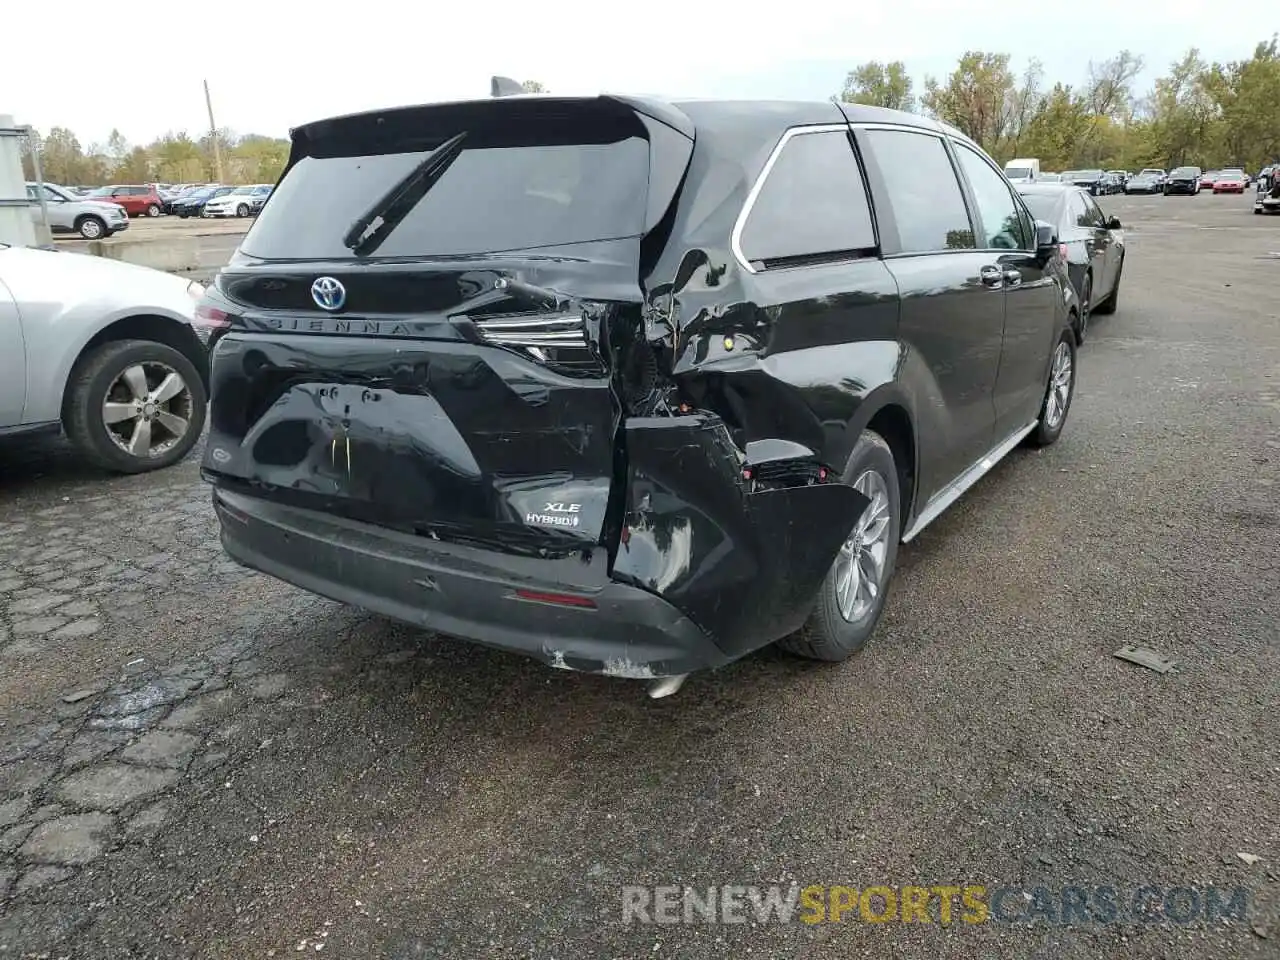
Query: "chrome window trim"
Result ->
[[729, 123, 856, 275]]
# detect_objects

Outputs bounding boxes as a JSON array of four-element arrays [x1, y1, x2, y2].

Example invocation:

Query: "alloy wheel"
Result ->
[[1044, 341, 1074, 430], [102, 362, 195, 459], [833, 469, 893, 622]]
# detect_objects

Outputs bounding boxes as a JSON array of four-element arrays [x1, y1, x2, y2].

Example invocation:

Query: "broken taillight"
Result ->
[[192, 300, 231, 347], [514, 589, 597, 609]]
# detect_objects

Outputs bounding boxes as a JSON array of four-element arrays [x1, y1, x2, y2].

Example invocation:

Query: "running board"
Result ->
[[901, 421, 1039, 543]]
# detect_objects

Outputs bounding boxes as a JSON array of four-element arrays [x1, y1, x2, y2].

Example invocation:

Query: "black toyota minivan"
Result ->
[[196, 96, 1078, 693]]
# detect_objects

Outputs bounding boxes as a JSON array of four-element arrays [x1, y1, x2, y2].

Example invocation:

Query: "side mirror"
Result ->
[[1035, 220, 1058, 253], [1106, 216, 1122, 230]]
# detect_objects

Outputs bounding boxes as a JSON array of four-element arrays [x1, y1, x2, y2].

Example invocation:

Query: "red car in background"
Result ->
[[1212, 170, 1248, 193], [82, 184, 164, 218], [1199, 170, 1219, 190]]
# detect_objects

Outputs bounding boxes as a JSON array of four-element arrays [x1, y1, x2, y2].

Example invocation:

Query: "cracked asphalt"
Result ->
[[1, 193, 1278, 958]]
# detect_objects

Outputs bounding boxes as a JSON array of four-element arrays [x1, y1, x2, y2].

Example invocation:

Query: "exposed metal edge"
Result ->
[[729, 123, 851, 275], [901, 420, 1038, 543]]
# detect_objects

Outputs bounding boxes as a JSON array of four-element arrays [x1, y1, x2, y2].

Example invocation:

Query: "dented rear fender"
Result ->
[[614, 414, 868, 657]]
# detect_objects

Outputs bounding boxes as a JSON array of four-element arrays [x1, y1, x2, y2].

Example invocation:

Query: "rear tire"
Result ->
[[236, 203, 249, 217], [146, 204, 160, 217], [63, 339, 207, 474], [1027, 333, 1077, 448], [780, 430, 900, 663]]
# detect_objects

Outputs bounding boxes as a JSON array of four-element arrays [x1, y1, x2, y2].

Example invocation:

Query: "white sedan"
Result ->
[[0, 244, 209, 473], [203, 184, 271, 218]]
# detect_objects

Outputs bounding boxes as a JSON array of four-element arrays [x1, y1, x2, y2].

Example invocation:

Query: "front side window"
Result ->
[[861, 129, 974, 253], [738, 129, 876, 267], [954, 144, 1029, 250]]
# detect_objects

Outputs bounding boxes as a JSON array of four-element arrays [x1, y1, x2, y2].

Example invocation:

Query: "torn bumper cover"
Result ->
[[214, 487, 726, 677], [210, 413, 867, 678]]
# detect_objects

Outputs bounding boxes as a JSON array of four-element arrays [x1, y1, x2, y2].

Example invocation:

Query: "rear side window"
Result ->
[[860, 130, 975, 253], [738, 129, 876, 267], [954, 144, 1031, 249], [243, 127, 651, 260]]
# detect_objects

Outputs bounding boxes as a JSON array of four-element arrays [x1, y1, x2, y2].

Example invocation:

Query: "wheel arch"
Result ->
[[61, 314, 208, 419], [846, 387, 918, 538]]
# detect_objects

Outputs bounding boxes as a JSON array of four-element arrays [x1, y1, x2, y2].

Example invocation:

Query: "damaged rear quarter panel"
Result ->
[[613, 414, 868, 657], [615, 105, 915, 654]]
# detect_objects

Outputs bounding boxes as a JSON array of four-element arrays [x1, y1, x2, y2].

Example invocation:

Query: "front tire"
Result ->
[[76, 215, 106, 240], [63, 339, 207, 474], [780, 430, 900, 662], [1027, 333, 1077, 448]]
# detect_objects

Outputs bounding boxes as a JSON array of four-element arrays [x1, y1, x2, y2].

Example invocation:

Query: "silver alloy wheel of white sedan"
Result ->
[[102, 361, 195, 459]]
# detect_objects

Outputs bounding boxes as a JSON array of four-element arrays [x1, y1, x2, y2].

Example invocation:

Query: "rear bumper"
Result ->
[[212, 487, 732, 678]]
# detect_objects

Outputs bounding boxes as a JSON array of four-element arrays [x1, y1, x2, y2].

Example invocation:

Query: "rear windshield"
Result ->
[[243, 130, 650, 260], [1004, 167, 1032, 179], [1019, 193, 1059, 220]]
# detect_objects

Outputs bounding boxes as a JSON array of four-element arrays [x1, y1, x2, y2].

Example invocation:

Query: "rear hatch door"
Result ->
[[201, 96, 693, 556]]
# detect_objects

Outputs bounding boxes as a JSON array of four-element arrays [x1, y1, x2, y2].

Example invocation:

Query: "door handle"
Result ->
[[979, 265, 1003, 287], [1001, 268, 1022, 287]]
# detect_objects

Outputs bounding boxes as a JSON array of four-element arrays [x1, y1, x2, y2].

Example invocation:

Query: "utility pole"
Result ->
[[203, 79, 225, 183]]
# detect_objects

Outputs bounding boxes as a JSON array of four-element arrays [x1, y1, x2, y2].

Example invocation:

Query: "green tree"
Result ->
[[921, 51, 1018, 150], [113, 145, 152, 183], [839, 60, 915, 111], [1203, 36, 1280, 169]]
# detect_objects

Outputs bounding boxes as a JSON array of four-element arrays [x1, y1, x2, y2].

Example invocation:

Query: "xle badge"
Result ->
[[526, 502, 582, 528]]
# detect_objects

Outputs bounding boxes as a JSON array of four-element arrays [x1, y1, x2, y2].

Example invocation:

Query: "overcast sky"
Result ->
[[4, 1, 1263, 147]]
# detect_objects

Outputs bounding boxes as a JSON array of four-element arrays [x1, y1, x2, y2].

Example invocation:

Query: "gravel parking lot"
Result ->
[[2, 191, 1277, 958]]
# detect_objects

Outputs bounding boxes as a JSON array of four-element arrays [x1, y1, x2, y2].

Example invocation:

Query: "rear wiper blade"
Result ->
[[342, 131, 468, 255]]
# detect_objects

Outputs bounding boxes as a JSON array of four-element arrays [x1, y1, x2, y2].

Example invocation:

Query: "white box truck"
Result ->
[[1004, 158, 1041, 184]]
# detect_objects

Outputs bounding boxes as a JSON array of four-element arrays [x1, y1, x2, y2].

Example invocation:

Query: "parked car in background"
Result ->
[[1038, 172, 1062, 183], [172, 185, 233, 218], [1123, 170, 1163, 194], [0, 244, 208, 473], [162, 185, 208, 215], [1255, 166, 1280, 214], [1212, 171, 1248, 194], [203, 184, 272, 218], [248, 184, 272, 214], [1065, 169, 1107, 195], [1106, 170, 1130, 187], [1165, 166, 1202, 195], [25, 181, 130, 239], [1199, 170, 1219, 190], [1099, 171, 1124, 195], [198, 95, 1079, 691], [1139, 168, 1167, 188], [83, 184, 164, 218], [1016, 183, 1125, 344]]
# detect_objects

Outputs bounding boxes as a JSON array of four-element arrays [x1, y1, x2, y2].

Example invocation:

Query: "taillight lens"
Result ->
[[191, 296, 232, 346]]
